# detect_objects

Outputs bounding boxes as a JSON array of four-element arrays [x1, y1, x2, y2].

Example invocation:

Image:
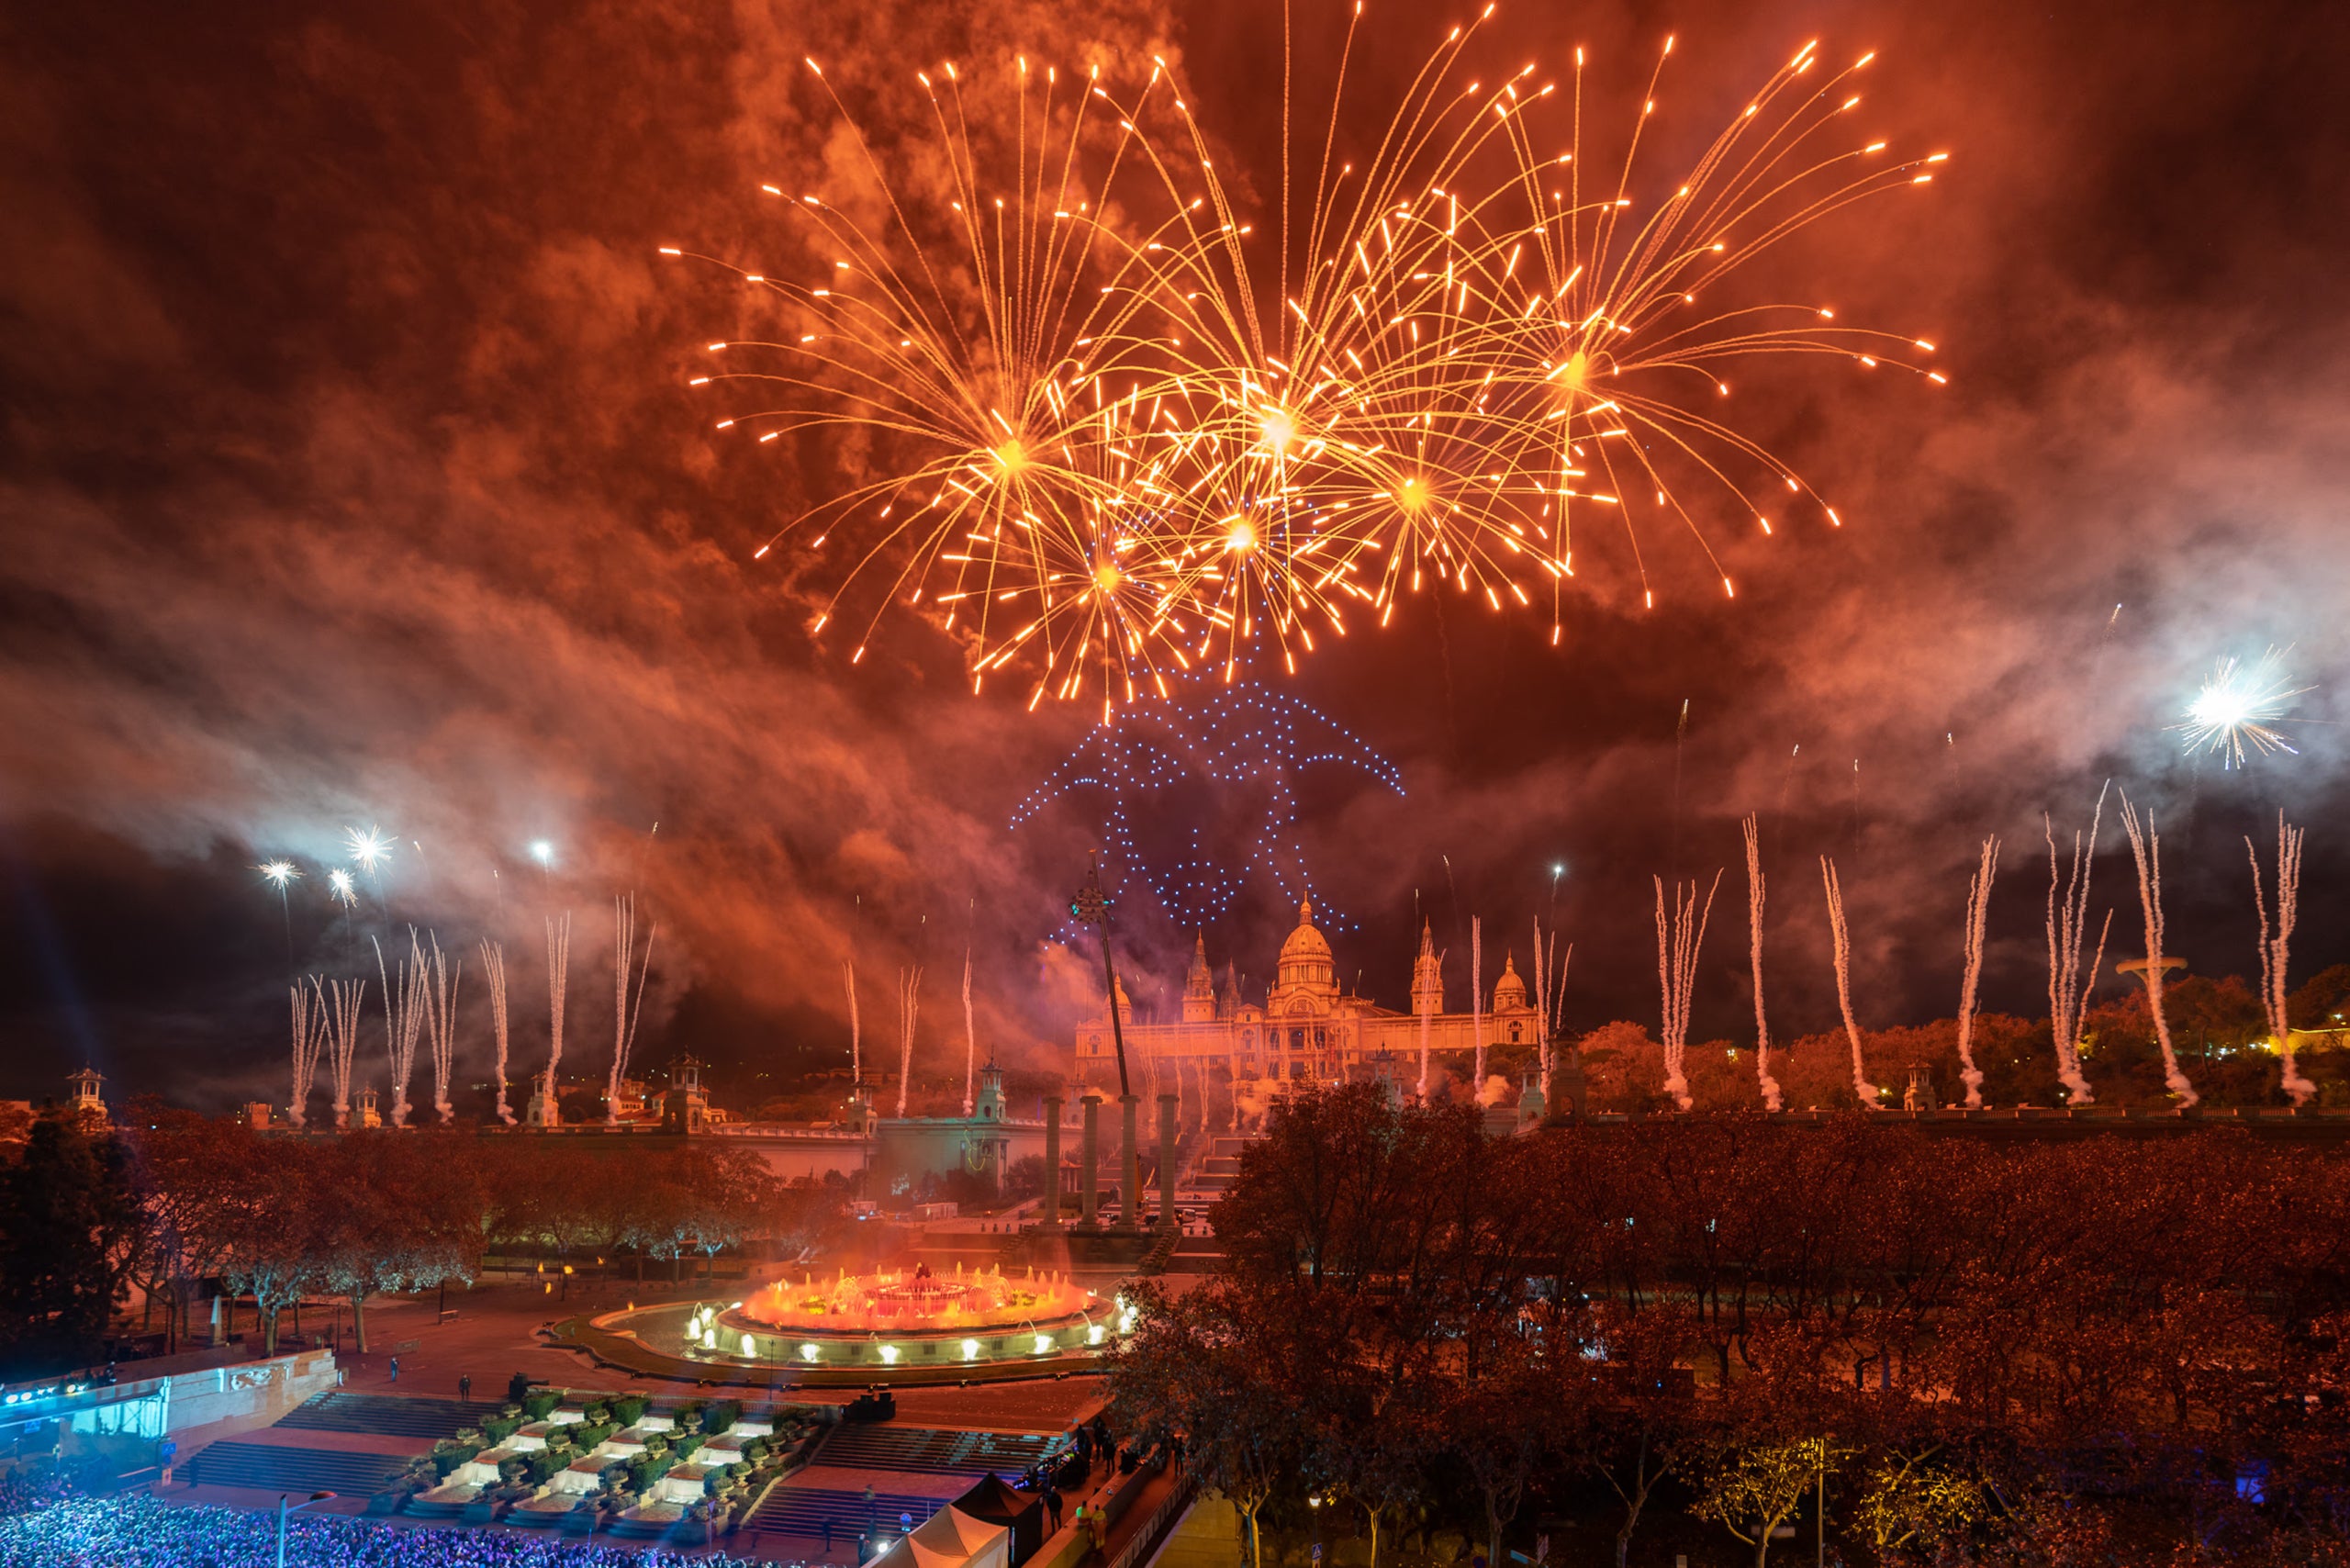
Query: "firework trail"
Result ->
[[1741, 815, 1781, 1112], [1955, 836, 1999, 1110], [895, 967, 923, 1116], [544, 913, 573, 1121], [1819, 857, 1880, 1106], [1654, 871, 1721, 1112], [479, 939, 514, 1125], [843, 958, 862, 1082], [2044, 785, 2109, 1104], [319, 975, 365, 1129], [961, 948, 978, 1115], [2119, 796, 2197, 1107], [2248, 812, 2311, 1105], [287, 980, 327, 1129], [1532, 917, 1550, 1102], [374, 931, 430, 1129], [420, 933, 464, 1126], [606, 894, 658, 1126], [1471, 916, 1488, 1102], [2176, 648, 2311, 767]]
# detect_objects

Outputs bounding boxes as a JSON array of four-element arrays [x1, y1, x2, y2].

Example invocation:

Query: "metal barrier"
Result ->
[[1105, 1468, 1199, 1568]]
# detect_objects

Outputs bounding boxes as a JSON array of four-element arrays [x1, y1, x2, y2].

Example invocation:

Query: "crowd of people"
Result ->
[[0, 1495, 779, 1568]]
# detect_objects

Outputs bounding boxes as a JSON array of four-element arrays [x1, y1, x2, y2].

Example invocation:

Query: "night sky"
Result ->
[[3, 0, 2345, 1112]]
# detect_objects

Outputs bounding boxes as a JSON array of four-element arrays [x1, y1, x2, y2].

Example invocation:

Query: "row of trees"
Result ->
[[1112, 1084, 2350, 1567], [0, 1103, 847, 1376]]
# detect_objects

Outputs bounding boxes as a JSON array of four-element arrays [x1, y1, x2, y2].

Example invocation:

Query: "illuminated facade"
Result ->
[[1072, 900, 1539, 1089]]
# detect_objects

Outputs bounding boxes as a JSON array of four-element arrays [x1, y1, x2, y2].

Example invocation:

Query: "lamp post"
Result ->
[[277, 1490, 336, 1568], [1071, 857, 1141, 1230], [1069, 856, 1132, 1102]]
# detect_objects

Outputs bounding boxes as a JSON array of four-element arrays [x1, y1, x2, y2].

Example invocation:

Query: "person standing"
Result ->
[[458, 1372, 472, 1405], [1045, 1487, 1063, 1534], [387, 1355, 400, 1384], [823, 1518, 835, 1557]]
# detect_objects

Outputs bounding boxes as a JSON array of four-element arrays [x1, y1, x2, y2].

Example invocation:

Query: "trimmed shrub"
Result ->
[[581, 1402, 610, 1424], [522, 1450, 566, 1486], [700, 1399, 743, 1435], [671, 1433, 705, 1462], [521, 1389, 563, 1421], [627, 1454, 675, 1494], [610, 1394, 649, 1428], [740, 1438, 769, 1464], [480, 1415, 523, 1447], [431, 1440, 483, 1479]]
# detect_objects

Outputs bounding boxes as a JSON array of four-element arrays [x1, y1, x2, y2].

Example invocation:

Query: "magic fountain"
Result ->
[[593, 1263, 1130, 1374]]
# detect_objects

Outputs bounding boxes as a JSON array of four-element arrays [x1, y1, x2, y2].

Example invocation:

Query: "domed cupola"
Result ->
[[1271, 897, 1338, 1012]]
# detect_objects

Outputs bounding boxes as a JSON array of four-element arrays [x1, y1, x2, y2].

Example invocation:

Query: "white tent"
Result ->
[[870, 1504, 1012, 1568]]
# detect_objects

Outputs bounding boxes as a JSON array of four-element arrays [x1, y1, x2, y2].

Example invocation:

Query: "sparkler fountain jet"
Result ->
[[287, 979, 327, 1129], [1819, 857, 1880, 1107], [1741, 816, 1781, 1112], [2248, 812, 2311, 1106], [1412, 919, 1440, 1100], [1955, 836, 1999, 1110], [543, 913, 573, 1125], [2119, 796, 2197, 1107], [373, 931, 431, 1128], [842, 958, 861, 1083], [1470, 917, 1487, 1102], [607, 894, 658, 1126], [2044, 787, 2111, 1105], [479, 938, 514, 1125], [961, 949, 977, 1116], [319, 975, 365, 1129], [420, 934, 464, 1126], [1654, 872, 1721, 1112], [895, 967, 923, 1117]]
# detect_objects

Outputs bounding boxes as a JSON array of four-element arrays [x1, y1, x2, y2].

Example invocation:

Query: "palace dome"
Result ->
[[1274, 898, 1337, 1004]]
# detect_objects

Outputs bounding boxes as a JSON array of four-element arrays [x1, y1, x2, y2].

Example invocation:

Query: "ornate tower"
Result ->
[[974, 1058, 1007, 1122], [1410, 920, 1443, 1016], [1181, 935, 1216, 1023], [65, 1067, 106, 1126], [663, 1055, 709, 1134]]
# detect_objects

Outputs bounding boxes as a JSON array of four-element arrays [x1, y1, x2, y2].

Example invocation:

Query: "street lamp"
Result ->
[[277, 1490, 336, 1568]]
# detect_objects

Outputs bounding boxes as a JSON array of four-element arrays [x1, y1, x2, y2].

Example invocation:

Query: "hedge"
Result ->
[[521, 1389, 563, 1421], [700, 1399, 743, 1435]]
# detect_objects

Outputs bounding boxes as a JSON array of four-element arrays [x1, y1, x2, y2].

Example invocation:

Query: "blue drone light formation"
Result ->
[[1012, 679, 1404, 934]]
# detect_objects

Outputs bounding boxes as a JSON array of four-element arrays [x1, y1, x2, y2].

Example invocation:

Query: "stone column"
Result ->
[[1042, 1096, 1064, 1230], [1119, 1093, 1142, 1233], [1157, 1092, 1179, 1232], [1080, 1093, 1101, 1227]]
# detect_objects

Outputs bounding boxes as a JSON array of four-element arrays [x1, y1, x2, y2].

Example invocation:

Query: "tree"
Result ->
[[312, 1134, 480, 1351], [1112, 1279, 1305, 1568], [0, 1110, 139, 1375], [215, 1137, 322, 1357], [1688, 1436, 1837, 1568]]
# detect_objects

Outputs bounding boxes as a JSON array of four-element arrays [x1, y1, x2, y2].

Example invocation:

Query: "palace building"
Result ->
[[1072, 899, 1541, 1091]]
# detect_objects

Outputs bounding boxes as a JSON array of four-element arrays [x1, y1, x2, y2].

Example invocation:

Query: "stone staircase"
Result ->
[[185, 1439, 410, 1497], [275, 1392, 479, 1439], [744, 1484, 951, 1539]]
